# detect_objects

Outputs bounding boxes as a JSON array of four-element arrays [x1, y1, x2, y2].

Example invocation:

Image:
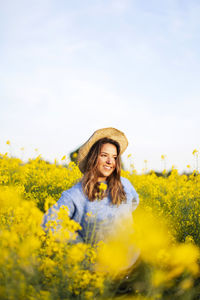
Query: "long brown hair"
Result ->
[[81, 138, 126, 205]]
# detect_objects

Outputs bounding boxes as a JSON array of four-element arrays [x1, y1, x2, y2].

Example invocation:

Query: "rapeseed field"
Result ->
[[1, 151, 200, 299]]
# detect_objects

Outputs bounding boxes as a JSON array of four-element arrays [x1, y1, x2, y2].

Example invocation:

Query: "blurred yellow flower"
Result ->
[[73, 152, 78, 158], [152, 269, 167, 287], [86, 211, 93, 217], [99, 182, 107, 191], [192, 149, 198, 155], [67, 243, 87, 264], [180, 278, 193, 290]]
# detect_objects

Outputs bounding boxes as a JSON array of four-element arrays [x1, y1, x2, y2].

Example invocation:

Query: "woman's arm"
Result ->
[[42, 190, 76, 232]]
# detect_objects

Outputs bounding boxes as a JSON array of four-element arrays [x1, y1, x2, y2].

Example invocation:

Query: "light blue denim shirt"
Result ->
[[42, 177, 139, 243]]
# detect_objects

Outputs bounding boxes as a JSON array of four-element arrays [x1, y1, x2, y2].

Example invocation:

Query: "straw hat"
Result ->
[[77, 127, 128, 173]]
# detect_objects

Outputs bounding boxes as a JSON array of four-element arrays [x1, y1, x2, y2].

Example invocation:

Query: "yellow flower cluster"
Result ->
[[0, 153, 82, 212], [124, 168, 200, 245], [1, 152, 200, 299], [96, 208, 200, 298], [0, 186, 105, 299]]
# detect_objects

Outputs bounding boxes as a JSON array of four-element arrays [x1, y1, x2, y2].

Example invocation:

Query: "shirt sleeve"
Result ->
[[121, 177, 139, 211], [42, 190, 76, 231], [130, 184, 139, 211]]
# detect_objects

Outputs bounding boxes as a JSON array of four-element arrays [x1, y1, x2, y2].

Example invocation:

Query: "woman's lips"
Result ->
[[103, 165, 112, 170]]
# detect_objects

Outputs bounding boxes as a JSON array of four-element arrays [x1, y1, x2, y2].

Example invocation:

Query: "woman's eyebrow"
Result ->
[[101, 151, 117, 156]]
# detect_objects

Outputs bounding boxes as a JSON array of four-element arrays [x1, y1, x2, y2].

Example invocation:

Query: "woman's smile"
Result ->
[[104, 165, 112, 169]]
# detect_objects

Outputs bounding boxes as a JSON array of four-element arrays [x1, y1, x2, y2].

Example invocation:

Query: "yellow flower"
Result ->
[[6, 140, 10, 145], [99, 182, 107, 192], [192, 149, 198, 155], [180, 278, 193, 290], [67, 243, 87, 264], [152, 269, 167, 287], [61, 155, 66, 161], [86, 211, 93, 217], [169, 243, 199, 275], [96, 216, 140, 276], [84, 291, 94, 299], [73, 152, 78, 158]]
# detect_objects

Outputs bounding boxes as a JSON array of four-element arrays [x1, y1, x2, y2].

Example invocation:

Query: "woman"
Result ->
[[42, 127, 139, 243]]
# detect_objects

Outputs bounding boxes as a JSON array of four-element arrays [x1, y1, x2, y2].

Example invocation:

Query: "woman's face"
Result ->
[[96, 143, 117, 182]]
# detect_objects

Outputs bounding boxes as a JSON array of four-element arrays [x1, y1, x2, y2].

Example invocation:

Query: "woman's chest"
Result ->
[[83, 198, 132, 222]]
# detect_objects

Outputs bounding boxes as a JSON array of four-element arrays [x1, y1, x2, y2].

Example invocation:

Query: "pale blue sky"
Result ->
[[1, 0, 200, 172]]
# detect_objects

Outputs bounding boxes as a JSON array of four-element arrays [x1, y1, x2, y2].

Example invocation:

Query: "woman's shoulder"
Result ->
[[62, 181, 83, 198], [120, 176, 133, 188], [120, 176, 139, 202]]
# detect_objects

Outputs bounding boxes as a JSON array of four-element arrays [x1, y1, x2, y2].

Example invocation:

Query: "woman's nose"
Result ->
[[106, 157, 112, 164]]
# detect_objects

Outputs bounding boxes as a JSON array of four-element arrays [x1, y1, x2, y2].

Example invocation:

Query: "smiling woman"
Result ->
[[42, 127, 139, 243]]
